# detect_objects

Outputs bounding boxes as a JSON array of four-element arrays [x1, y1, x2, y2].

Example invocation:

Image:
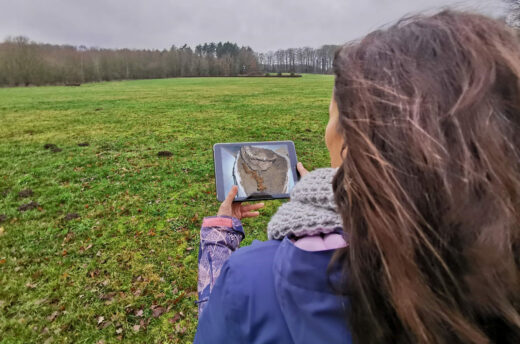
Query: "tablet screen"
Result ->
[[213, 141, 299, 202]]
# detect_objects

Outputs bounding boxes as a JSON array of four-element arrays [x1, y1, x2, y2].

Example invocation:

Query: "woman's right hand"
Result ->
[[297, 162, 309, 178]]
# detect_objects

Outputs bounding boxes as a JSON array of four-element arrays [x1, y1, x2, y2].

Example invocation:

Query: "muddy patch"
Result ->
[[18, 201, 41, 212], [77, 142, 90, 147], [157, 151, 173, 157], [18, 189, 34, 198], [0, 214, 7, 223]]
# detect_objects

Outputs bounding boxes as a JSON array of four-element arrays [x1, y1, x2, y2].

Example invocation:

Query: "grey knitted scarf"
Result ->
[[267, 168, 343, 240]]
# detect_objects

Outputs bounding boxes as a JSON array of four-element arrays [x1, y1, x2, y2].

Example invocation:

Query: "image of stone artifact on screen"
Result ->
[[233, 145, 290, 197]]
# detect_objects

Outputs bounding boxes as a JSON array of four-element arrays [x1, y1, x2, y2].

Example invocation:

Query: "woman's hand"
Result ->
[[297, 162, 309, 178], [217, 186, 265, 220]]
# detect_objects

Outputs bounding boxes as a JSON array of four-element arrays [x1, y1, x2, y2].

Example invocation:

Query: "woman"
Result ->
[[195, 11, 520, 343]]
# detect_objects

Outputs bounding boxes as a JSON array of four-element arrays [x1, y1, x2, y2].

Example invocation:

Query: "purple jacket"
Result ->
[[195, 215, 352, 344]]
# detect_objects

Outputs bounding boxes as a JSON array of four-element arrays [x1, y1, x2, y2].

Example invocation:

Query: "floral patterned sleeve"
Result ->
[[197, 215, 244, 316]]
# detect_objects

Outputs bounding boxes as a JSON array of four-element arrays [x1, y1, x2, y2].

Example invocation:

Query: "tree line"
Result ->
[[259, 45, 339, 74], [0, 36, 338, 87], [0, 37, 260, 86]]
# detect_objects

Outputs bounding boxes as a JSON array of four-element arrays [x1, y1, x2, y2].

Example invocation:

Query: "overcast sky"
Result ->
[[0, 0, 506, 52]]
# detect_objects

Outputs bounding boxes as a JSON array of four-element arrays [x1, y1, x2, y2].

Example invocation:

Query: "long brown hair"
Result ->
[[332, 11, 520, 343]]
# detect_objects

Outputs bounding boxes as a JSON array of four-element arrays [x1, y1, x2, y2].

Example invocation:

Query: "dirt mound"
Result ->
[[18, 189, 34, 198], [44, 144, 62, 153], [157, 151, 173, 157], [18, 201, 41, 212], [78, 142, 89, 147], [64, 213, 80, 221]]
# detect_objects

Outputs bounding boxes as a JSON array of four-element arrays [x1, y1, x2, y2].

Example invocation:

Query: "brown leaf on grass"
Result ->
[[139, 318, 150, 330], [168, 291, 186, 307], [115, 328, 123, 334], [99, 292, 116, 301], [88, 269, 100, 278], [34, 298, 47, 305], [97, 316, 105, 325], [80, 243, 93, 253], [191, 213, 199, 223], [132, 324, 140, 332], [63, 232, 74, 244], [100, 321, 112, 329], [150, 305, 166, 318], [0, 258, 6, 265], [175, 323, 187, 334], [47, 311, 59, 322], [61, 250, 67, 256], [135, 309, 143, 317], [155, 292, 165, 299], [168, 313, 181, 324], [26, 282, 37, 289]]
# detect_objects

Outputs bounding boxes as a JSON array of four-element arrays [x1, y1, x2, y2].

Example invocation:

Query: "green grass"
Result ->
[[0, 75, 334, 343]]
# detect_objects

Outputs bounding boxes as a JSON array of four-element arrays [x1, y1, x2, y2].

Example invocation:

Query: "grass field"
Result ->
[[0, 74, 334, 343]]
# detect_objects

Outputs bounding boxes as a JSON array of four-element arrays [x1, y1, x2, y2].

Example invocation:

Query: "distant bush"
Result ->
[[277, 72, 282, 76]]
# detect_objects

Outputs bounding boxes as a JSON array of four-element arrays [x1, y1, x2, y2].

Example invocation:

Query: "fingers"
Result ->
[[241, 203, 264, 212], [241, 211, 260, 218], [297, 162, 309, 177], [239, 202, 264, 219], [224, 185, 238, 204]]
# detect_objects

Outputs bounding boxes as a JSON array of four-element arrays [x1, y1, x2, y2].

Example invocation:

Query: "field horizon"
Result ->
[[0, 74, 333, 343]]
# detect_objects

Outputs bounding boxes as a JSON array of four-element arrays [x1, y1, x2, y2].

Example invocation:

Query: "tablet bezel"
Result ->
[[213, 141, 299, 202]]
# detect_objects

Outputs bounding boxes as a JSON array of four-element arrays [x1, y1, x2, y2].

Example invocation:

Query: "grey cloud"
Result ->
[[0, 0, 506, 51]]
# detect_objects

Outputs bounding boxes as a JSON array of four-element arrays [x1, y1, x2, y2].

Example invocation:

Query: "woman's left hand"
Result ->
[[217, 185, 265, 220]]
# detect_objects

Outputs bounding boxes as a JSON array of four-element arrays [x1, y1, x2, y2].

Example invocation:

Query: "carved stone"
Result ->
[[234, 146, 289, 196]]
